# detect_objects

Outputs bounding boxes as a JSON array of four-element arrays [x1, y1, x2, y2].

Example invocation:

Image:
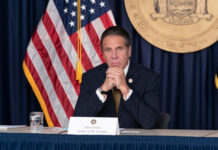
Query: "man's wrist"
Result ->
[[100, 86, 110, 100], [122, 89, 129, 98], [124, 89, 133, 100], [101, 85, 109, 92], [120, 86, 129, 96], [120, 86, 132, 100], [96, 88, 107, 103]]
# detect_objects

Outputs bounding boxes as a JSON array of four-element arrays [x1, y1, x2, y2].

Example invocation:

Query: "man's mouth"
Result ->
[[111, 62, 120, 67]]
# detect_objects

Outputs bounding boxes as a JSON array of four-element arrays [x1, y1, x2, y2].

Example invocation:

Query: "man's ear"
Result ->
[[128, 46, 131, 57]]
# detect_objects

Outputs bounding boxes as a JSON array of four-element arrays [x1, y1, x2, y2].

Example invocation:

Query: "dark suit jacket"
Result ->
[[74, 61, 160, 129]]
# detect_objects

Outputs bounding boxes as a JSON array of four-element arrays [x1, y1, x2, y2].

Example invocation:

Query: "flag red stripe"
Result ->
[[42, 11, 80, 96], [24, 53, 61, 127], [85, 23, 106, 63], [32, 31, 74, 118], [100, 12, 114, 29], [69, 32, 94, 71]]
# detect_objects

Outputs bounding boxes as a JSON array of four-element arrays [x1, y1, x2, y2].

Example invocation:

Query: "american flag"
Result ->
[[23, 0, 116, 127]]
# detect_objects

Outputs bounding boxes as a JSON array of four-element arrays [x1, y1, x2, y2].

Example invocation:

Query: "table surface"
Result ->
[[1, 127, 218, 137], [2, 127, 218, 150]]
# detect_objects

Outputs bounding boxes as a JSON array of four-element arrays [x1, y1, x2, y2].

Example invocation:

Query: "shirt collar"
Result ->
[[124, 60, 130, 76]]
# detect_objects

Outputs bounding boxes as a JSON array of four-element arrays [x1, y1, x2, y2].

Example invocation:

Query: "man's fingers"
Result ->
[[106, 73, 119, 79], [106, 70, 123, 77], [106, 67, 123, 74]]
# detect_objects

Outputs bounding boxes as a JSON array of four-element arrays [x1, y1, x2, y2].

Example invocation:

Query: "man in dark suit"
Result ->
[[74, 26, 160, 129]]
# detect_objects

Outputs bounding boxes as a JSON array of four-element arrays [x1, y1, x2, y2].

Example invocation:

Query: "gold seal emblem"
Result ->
[[124, 0, 218, 53], [91, 119, 96, 125]]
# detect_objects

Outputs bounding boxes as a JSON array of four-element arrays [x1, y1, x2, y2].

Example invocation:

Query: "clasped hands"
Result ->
[[101, 67, 130, 98]]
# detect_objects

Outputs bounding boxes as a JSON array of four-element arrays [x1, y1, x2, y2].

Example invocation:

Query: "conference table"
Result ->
[[1, 127, 218, 150]]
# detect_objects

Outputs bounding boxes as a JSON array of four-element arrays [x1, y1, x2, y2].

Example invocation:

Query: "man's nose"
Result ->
[[111, 50, 117, 58]]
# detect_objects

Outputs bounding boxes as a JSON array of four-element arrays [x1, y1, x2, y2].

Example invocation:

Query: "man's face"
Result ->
[[102, 35, 131, 69]]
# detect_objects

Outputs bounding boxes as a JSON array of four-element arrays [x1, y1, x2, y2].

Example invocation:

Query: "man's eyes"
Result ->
[[104, 47, 125, 52], [104, 49, 111, 53], [117, 47, 124, 51]]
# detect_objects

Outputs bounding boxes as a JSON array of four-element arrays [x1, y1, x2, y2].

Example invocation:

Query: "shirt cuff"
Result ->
[[96, 87, 107, 103], [123, 89, 133, 101]]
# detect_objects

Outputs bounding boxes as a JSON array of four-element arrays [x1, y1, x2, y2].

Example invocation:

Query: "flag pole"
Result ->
[[76, 0, 82, 84]]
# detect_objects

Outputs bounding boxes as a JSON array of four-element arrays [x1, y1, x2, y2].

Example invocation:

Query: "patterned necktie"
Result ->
[[112, 87, 121, 115]]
